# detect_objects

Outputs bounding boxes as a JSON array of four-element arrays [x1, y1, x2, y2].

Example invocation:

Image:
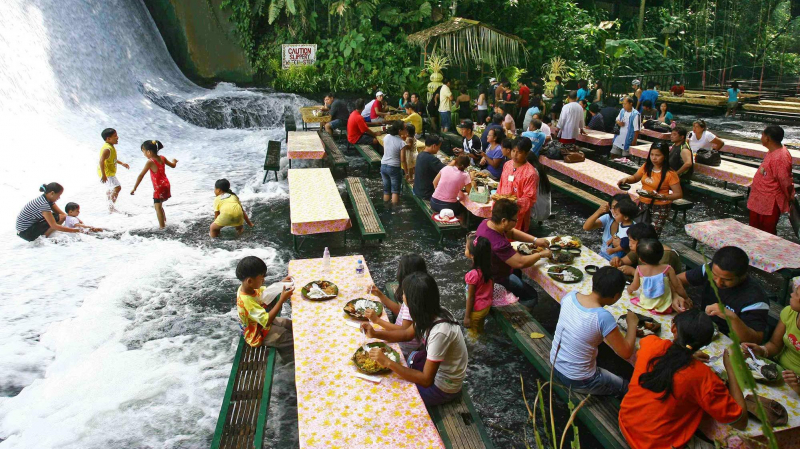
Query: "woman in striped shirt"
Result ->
[[16, 183, 79, 241]]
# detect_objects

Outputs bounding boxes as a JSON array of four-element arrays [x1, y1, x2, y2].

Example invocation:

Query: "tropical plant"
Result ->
[[425, 52, 449, 101], [542, 57, 570, 96], [498, 66, 527, 89]]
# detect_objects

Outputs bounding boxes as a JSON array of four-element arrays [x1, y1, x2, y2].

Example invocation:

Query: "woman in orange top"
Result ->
[[617, 141, 682, 235], [619, 309, 747, 449], [496, 137, 538, 232]]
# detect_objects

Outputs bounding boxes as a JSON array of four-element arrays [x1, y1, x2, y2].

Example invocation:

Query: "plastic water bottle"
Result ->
[[323, 247, 330, 274], [355, 259, 364, 277]]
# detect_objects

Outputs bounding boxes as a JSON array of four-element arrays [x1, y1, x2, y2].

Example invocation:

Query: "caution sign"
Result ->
[[282, 44, 317, 69]]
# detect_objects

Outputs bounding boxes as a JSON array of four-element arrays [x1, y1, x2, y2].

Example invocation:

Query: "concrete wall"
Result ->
[[143, 0, 254, 85]]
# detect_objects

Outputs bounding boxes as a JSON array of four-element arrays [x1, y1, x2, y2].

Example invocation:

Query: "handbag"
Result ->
[[559, 142, 585, 163], [745, 394, 788, 427], [695, 148, 721, 166], [635, 169, 667, 224], [545, 141, 564, 160]]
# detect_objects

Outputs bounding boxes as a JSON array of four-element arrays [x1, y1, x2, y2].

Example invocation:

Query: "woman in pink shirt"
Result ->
[[496, 137, 538, 231], [748, 125, 795, 235], [431, 155, 472, 220]]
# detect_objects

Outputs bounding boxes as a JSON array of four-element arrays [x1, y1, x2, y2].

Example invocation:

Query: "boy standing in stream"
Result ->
[[98, 128, 129, 211]]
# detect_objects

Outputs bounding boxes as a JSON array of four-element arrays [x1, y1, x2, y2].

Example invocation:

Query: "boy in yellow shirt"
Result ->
[[402, 104, 422, 138], [236, 256, 294, 353], [98, 128, 129, 211]]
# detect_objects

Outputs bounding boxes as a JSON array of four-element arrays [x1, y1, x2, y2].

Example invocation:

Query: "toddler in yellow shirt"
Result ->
[[236, 256, 294, 352]]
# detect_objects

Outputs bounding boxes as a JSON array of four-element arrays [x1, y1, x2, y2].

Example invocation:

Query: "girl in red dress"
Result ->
[[131, 140, 178, 228]]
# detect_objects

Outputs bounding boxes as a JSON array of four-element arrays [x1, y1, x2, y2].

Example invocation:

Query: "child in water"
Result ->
[[63, 202, 103, 232], [463, 233, 517, 339], [627, 239, 688, 314], [210, 179, 254, 238], [235, 256, 294, 354], [131, 140, 177, 228], [98, 128, 129, 212]]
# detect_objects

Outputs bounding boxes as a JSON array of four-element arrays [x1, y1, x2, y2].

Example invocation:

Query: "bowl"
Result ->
[[619, 183, 631, 191], [549, 245, 562, 252], [584, 264, 598, 274], [568, 248, 582, 256]]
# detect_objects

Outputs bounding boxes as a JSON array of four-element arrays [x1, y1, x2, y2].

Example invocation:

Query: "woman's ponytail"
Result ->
[[141, 140, 164, 154], [639, 309, 715, 400], [214, 178, 236, 196]]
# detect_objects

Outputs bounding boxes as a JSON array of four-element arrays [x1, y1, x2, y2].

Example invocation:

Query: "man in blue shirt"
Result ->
[[576, 80, 589, 102], [638, 81, 659, 113], [521, 118, 547, 157]]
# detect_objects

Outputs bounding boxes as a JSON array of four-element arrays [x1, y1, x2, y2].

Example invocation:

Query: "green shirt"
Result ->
[[553, 84, 565, 101], [778, 306, 800, 374]]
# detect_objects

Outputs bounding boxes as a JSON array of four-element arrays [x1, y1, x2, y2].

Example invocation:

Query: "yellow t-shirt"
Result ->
[[402, 112, 422, 135], [98, 142, 117, 178], [778, 306, 800, 374], [213, 193, 244, 227], [237, 286, 271, 347]]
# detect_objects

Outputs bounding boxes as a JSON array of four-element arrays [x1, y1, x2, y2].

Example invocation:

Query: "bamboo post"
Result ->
[[637, 0, 646, 39]]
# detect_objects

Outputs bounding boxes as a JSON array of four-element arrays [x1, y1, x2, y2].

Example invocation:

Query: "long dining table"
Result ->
[[287, 255, 445, 449], [539, 156, 642, 201], [515, 237, 800, 448], [629, 144, 757, 187]]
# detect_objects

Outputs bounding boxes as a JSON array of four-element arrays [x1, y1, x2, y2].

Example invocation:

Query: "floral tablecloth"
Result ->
[[539, 156, 641, 201], [458, 191, 493, 218], [288, 168, 351, 236], [577, 129, 615, 146], [629, 146, 756, 187], [288, 256, 444, 449], [300, 106, 332, 125], [516, 239, 800, 447], [288, 131, 327, 160], [685, 218, 800, 273], [638, 128, 671, 141], [370, 127, 425, 151], [721, 139, 800, 165]]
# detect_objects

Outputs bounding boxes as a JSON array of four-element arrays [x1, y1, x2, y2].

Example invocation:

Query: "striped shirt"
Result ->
[[16, 195, 52, 233], [550, 291, 617, 380]]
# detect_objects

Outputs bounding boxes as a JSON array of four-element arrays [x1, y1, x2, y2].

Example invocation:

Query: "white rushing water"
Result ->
[[0, 1, 308, 447]]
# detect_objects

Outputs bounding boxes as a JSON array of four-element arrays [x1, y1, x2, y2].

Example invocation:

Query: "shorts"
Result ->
[[407, 351, 462, 406], [610, 145, 630, 157], [380, 164, 403, 194], [467, 305, 492, 339], [553, 367, 628, 398], [153, 198, 167, 204], [104, 176, 121, 191], [552, 100, 564, 114], [214, 213, 244, 227], [727, 101, 738, 111], [329, 119, 345, 130], [430, 196, 466, 216], [356, 133, 375, 145], [17, 220, 50, 241], [439, 111, 452, 130], [261, 317, 294, 349]]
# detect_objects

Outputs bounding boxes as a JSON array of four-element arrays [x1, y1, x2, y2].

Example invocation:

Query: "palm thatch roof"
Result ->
[[407, 18, 527, 67]]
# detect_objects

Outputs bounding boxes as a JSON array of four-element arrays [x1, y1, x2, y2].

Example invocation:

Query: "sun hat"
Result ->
[[375, 91, 384, 97], [632, 80, 641, 86], [432, 209, 459, 223], [440, 209, 454, 219]]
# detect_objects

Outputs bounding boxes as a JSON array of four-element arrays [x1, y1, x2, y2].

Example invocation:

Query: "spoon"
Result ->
[[746, 346, 765, 366], [361, 327, 370, 353]]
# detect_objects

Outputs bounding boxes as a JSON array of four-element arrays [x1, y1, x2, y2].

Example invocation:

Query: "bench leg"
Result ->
[[289, 159, 292, 169], [691, 239, 697, 250], [293, 235, 297, 251], [263, 171, 268, 183], [683, 210, 687, 222], [672, 209, 679, 222]]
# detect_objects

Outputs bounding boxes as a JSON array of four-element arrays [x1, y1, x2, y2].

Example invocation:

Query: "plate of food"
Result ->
[[552, 235, 581, 249], [549, 250, 575, 264], [745, 354, 783, 382], [343, 298, 384, 321], [491, 193, 517, 202], [616, 311, 662, 337], [547, 265, 583, 283], [636, 188, 663, 199], [516, 242, 546, 256], [301, 280, 338, 300], [353, 342, 400, 374]]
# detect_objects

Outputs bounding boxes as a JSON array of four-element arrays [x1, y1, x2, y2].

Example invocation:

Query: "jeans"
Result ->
[[430, 196, 466, 216], [439, 111, 452, 130], [553, 367, 628, 398], [380, 164, 403, 195], [498, 273, 538, 307], [329, 118, 345, 130]]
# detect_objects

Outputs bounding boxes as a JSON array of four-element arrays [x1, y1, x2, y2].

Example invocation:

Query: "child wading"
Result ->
[[131, 140, 177, 228], [235, 256, 294, 357], [98, 128, 129, 211], [64, 202, 103, 233], [463, 234, 517, 339], [210, 179, 254, 238]]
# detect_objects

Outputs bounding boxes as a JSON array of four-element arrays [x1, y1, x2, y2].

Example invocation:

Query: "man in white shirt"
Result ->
[[611, 96, 640, 158], [556, 91, 586, 144], [438, 79, 453, 132]]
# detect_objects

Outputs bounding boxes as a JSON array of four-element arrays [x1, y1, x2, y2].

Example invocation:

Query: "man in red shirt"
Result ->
[[669, 81, 685, 96], [369, 91, 389, 122], [347, 98, 378, 146], [748, 125, 795, 234], [516, 79, 530, 128]]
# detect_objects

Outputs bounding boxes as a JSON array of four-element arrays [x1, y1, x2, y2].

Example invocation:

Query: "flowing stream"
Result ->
[[2, 2, 800, 449]]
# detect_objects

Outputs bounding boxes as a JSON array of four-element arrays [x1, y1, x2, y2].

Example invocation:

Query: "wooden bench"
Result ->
[[263, 140, 281, 183], [682, 180, 746, 205], [403, 179, 462, 244], [384, 283, 495, 449], [211, 336, 278, 449], [665, 241, 711, 270], [284, 106, 296, 141], [719, 155, 800, 181], [344, 177, 386, 243], [317, 130, 349, 174], [490, 303, 630, 449], [355, 144, 381, 174]]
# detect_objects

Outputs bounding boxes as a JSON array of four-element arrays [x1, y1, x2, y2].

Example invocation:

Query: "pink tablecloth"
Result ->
[[685, 218, 800, 272], [577, 129, 615, 146], [289, 168, 352, 236], [515, 239, 800, 447], [722, 139, 800, 165], [288, 256, 444, 449], [629, 145, 756, 187], [639, 128, 671, 141], [459, 192, 493, 218], [539, 156, 641, 201], [288, 131, 326, 160]]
